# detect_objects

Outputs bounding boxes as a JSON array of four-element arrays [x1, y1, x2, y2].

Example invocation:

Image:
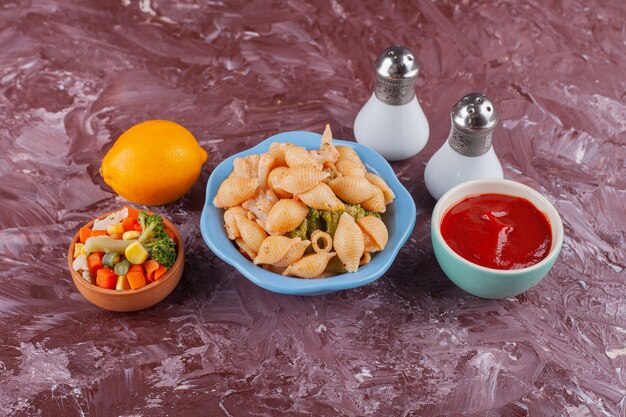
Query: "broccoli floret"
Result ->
[[149, 238, 177, 268], [320, 210, 342, 236], [307, 208, 322, 237], [343, 204, 380, 220], [136, 211, 177, 268], [287, 219, 308, 240]]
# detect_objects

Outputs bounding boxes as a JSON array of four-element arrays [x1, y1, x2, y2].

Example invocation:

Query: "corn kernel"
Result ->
[[122, 231, 141, 241], [73, 243, 84, 258], [116, 275, 130, 290], [125, 241, 149, 264], [107, 223, 124, 235]]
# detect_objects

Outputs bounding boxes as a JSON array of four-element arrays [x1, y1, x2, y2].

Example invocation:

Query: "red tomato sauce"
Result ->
[[440, 194, 552, 270]]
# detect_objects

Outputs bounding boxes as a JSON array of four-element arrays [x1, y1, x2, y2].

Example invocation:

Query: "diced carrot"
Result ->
[[133, 222, 143, 232], [109, 233, 123, 240], [96, 268, 117, 289], [122, 216, 136, 232], [87, 252, 104, 274], [129, 264, 145, 274], [163, 227, 176, 242], [154, 265, 168, 281], [79, 228, 92, 244], [90, 230, 108, 238], [125, 206, 140, 219], [144, 260, 159, 282], [126, 271, 146, 289]]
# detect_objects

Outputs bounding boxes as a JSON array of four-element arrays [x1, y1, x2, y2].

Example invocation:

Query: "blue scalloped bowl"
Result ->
[[200, 131, 416, 295]]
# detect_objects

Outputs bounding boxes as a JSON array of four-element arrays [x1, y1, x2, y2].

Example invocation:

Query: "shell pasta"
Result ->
[[213, 125, 395, 278]]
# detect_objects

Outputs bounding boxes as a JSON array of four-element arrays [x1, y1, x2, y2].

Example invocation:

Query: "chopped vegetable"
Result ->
[[154, 265, 167, 281], [129, 264, 145, 274], [107, 223, 124, 235], [84, 236, 137, 254], [93, 207, 128, 231], [122, 216, 136, 232], [125, 241, 149, 265], [114, 259, 130, 276], [124, 206, 141, 219], [72, 253, 88, 272], [320, 210, 342, 236], [89, 230, 108, 238], [79, 228, 92, 244], [307, 208, 322, 236], [102, 252, 120, 268], [126, 271, 146, 289], [73, 243, 84, 258], [87, 252, 104, 274], [136, 211, 176, 268], [96, 268, 117, 289], [116, 275, 130, 290], [144, 260, 159, 282], [288, 219, 308, 240], [122, 231, 141, 240]]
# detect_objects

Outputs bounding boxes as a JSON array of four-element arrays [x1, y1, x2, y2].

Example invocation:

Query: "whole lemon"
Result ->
[[101, 120, 208, 205]]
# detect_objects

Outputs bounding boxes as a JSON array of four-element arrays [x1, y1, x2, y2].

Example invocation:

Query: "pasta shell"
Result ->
[[268, 142, 287, 167], [257, 153, 276, 189], [235, 237, 257, 260], [357, 215, 389, 252], [336, 158, 366, 177], [233, 154, 260, 178], [311, 230, 332, 253], [327, 176, 376, 204], [278, 166, 330, 194], [254, 236, 304, 265], [281, 143, 320, 169], [365, 173, 395, 205], [264, 199, 309, 233], [359, 252, 372, 266], [262, 264, 287, 275], [296, 183, 345, 211], [283, 252, 337, 279], [267, 167, 292, 199], [213, 178, 259, 208], [360, 186, 386, 213], [223, 206, 248, 240], [274, 239, 311, 267], [336, 145, 361, 163], [333, 212, 364, 273], [242, 189, 278, 221], [236, 216, 268, 253]]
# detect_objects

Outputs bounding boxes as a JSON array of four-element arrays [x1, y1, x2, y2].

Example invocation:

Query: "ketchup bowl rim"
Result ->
[[432, 178, 564, 276]]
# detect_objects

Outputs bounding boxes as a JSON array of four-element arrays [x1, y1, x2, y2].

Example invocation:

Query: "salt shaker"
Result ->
[[424, 92, 503, 200], [354, 46, 429, 161]]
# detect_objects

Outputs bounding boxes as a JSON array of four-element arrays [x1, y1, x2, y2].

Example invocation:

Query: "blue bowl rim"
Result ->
[[200, 131, 416, 295]]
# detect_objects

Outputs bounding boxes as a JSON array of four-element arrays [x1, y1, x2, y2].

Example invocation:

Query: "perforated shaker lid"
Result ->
[[448, 92, 498, 156], [374, 46, 420, 105]]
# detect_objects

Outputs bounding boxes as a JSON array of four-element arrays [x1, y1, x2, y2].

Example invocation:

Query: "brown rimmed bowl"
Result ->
[[67, 211, 184, 312]]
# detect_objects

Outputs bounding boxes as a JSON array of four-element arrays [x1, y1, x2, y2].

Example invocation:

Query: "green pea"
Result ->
[[113, 259, 130, 276]]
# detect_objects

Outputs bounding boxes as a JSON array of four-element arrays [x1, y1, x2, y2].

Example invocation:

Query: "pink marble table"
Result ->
[[1, 1, 624, 415]]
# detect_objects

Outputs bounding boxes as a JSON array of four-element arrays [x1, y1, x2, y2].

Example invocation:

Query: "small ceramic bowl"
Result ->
[[200, 131, 416, 296], [431, 179, 564, 299], [68, 212, 184, 312]]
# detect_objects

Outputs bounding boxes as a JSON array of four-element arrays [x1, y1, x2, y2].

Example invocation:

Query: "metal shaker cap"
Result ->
[[447, 92, 498, 156], [374, 46, 420, 105]]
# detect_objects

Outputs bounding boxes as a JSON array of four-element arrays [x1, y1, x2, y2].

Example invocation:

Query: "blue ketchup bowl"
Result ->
[[200, 131, 416, 296]]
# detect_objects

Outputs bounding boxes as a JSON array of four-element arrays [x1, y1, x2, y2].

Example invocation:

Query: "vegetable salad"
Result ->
[[72, 207, 177, 290]]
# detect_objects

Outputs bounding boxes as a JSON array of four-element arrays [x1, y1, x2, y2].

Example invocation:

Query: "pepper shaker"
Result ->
[[424, 92, 503, 200], [354, 46, 429, 161]]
